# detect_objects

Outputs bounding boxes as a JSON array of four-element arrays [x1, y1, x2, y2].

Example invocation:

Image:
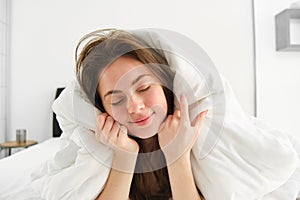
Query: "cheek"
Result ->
[[146, 87, 168, 112], [109, 106, 128, 125]]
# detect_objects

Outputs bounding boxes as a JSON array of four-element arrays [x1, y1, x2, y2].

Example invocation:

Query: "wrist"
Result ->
[[112, 150, 138, 173], [163, 147, 191, 166]]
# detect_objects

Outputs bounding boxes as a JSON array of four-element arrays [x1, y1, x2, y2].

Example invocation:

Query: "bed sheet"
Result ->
[[0, 135, 299, 200], [0, 138, 60, 200]]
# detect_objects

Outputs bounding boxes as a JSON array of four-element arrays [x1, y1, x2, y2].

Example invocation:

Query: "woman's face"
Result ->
[[98, 56, 168, 139]]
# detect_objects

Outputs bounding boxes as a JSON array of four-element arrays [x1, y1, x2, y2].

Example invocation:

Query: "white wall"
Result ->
[[254, 0, 300, 138], [0, 0, 9, 146], [9, 0, 254, 142]]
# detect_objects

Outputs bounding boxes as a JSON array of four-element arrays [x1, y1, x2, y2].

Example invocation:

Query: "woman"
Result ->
[[75, 29, 207, 200], [31, 28, 299, 200]]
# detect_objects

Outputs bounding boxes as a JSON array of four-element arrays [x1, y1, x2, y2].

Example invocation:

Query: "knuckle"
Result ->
[[98, 114, 107, 122], [107, 116, 113, 121]]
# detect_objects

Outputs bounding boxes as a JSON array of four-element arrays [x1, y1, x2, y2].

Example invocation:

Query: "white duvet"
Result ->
[[31, 29, 300, 200], [0, 138, 60, 200]]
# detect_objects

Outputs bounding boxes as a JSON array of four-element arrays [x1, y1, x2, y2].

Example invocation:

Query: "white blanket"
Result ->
[[0, 138, 60, 200], [31, 29, 300, 200]]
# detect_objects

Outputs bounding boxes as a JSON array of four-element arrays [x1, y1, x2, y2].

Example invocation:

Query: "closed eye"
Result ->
[[110, 97, 125, 106], [137, 85, 151, 92]]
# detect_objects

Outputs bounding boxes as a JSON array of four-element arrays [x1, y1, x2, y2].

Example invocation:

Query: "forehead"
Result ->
[[99, 56, 153, 93]]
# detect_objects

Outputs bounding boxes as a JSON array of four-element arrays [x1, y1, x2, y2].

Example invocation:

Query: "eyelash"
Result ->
[[111, 99, 123, 106], [110, 85, 151, 106], [137, 85, 151, 92]]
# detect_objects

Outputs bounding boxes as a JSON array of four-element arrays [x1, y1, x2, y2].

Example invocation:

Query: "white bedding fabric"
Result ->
[[21, 29, 300, 199], [0, 138, 60, 200]]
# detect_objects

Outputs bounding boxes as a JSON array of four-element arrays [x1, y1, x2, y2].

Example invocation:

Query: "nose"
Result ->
[[127, 94, 145, 114]]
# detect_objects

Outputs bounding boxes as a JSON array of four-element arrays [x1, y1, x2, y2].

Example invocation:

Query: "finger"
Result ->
[[118, 125, 128, 140], [101, 116, 115, 142], [95, 115, 106, 140], [98, 132, 108, 144], [119, 125, 127, 134], [166, 115, 173, 127], [158, 114, 173, 133], [173, 110, 181, 118], [95, 128, 107, 144], [109, 122, 121, 145], [102, 116, 114, 134], [194, 110, 207, 129], [180, 95, 190, 124], [170, 111, 180, 129], [192, 111, 207, 143], [97, 113, 108, 130]]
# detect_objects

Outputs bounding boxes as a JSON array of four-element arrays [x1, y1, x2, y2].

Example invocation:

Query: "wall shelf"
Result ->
[[275, 8, 300, 51]]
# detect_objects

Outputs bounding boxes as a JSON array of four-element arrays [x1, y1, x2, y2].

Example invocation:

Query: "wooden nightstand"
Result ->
[[0, 140, 38, 156]]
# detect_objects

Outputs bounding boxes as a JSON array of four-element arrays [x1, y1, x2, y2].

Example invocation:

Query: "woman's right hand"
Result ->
[[95, 113, 139, 154]]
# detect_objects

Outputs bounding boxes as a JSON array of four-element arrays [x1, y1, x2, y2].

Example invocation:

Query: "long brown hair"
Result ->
[[75, 29, 175, 199], [75, 29, 174, 114]]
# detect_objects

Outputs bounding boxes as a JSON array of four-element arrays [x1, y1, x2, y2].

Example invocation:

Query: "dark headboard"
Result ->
[[52, 87, 65, 137]]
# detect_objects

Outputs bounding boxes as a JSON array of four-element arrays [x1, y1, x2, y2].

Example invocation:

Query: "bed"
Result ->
[[1, 29, 300, 199], [0, 88, 64, 200], [1, 134, 299, 200], [0, 137, 60, 199], [0, 90, 299, 199]]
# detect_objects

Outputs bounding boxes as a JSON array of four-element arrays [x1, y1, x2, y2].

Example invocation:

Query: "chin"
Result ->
[[129, 130, 157, 139], [137, 133, 158, 139], [128, 125, 160, 139]]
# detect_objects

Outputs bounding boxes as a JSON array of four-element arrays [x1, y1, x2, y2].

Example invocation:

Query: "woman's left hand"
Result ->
[[158, 95, 207, 163]]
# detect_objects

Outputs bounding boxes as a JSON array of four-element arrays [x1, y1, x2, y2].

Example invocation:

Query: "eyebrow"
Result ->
[[103, 74, 152, 98], [103, 90, 122, 99], [131, 74, 152, 86]]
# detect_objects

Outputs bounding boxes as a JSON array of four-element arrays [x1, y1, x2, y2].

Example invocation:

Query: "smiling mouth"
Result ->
[[131, 113, 154, 126]]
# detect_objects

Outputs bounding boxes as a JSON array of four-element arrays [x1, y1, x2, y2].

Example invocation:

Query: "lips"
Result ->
[[130, 113, 154, 126]]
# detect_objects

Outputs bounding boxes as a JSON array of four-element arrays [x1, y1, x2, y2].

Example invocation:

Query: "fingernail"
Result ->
[[177, 110, 181, 117], [205, 110, 208, 116]]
